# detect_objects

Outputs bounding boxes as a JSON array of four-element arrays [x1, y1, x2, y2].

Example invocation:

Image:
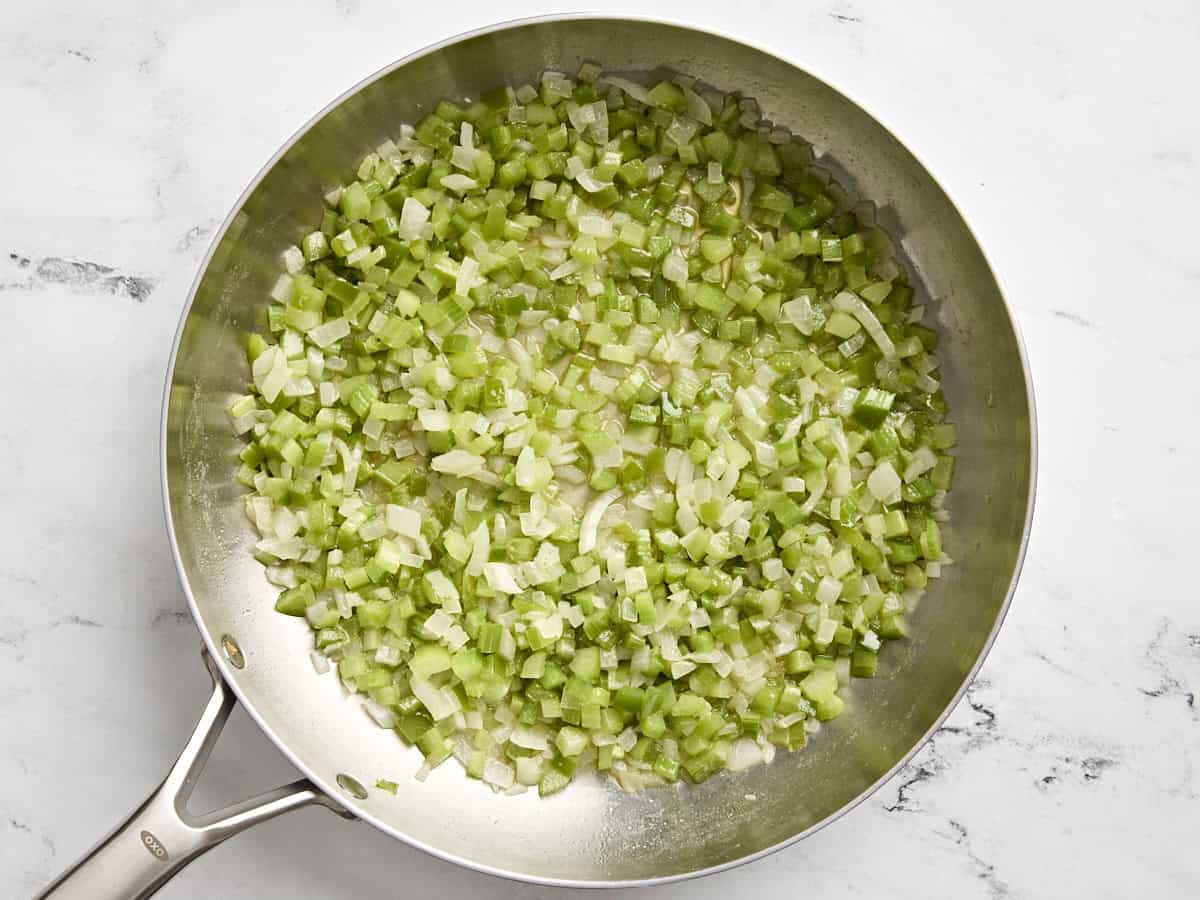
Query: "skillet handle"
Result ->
[[34, 651, 350, 900]]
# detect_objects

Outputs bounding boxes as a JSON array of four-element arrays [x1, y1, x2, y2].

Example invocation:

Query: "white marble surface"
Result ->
[[2, 1, 1198, 897]]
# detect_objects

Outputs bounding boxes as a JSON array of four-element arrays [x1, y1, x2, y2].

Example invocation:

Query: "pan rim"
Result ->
[[160, 11, 1038, 888]]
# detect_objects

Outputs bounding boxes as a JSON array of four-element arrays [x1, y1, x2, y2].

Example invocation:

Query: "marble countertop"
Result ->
[[3, 1, 1197, 897]]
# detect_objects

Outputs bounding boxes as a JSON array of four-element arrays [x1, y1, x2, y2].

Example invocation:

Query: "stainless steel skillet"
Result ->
[[36, 14, 1036, 898]]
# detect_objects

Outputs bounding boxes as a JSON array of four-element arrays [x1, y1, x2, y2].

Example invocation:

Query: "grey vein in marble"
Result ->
[[944, 818, 1009, 899], [3, 253, 157, 301], [1049, 308, 1097, 329], [5, 816, 55, 856], [176, 222, 215, 253], [883, 679, 1001, 815], [151, 607, 192, 627], [0, 613, 103, 651], [1139, 617, 1198, 713]]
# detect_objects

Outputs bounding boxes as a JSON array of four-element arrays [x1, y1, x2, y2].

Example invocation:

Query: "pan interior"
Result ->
[[164, 17, 1032, 885]]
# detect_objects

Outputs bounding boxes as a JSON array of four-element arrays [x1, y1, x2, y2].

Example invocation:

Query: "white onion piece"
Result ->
[[833, 291, 897, 359], [579, 488, 622, 554], [681, 83, 713, 125], [601, 75, 653, 105], [364, 699, 396, 729]]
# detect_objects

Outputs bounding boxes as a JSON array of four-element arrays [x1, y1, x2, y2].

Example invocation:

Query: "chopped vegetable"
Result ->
[[231, 65, 956, 796]]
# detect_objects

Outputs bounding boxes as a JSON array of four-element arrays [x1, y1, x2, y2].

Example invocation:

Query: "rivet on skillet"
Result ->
[[220, 634, 245, 669], [336, 774, 368, 800]]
